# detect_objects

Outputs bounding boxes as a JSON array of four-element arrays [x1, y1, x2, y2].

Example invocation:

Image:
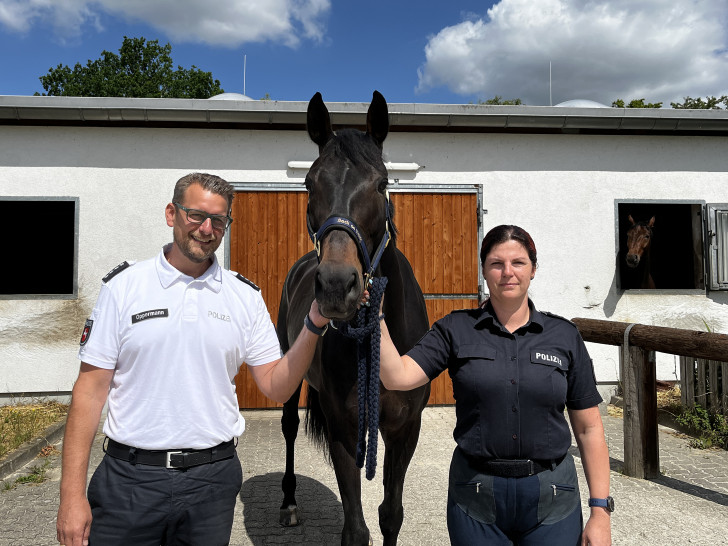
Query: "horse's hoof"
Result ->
[[279, 505, 301, 527]]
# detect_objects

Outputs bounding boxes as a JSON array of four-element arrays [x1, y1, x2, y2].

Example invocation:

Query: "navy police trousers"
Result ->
[[447, 448, 582, 545], [87, 451, 242, 545]]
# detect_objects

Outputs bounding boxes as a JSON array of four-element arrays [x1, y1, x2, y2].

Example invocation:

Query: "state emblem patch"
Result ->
[[80, 319, 94, 346]]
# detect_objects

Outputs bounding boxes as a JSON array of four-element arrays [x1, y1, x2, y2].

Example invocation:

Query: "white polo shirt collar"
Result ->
[[156, 243, 223, 293]]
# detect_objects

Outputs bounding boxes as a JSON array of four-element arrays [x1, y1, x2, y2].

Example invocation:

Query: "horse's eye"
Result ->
[[378, 178, 388, 193]]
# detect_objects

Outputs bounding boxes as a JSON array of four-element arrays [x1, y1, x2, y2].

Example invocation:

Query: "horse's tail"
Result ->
[[304, 386, 332, 465]]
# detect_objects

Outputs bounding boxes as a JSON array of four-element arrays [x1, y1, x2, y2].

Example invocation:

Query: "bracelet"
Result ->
[[304, 314, 328, 336]]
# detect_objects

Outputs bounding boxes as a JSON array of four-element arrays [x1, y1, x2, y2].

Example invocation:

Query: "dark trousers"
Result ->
[[87, 451, 242, 546], [447, 450, 583, 545]]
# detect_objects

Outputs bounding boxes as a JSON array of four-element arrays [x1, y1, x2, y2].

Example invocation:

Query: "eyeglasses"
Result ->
[[173, 202, 233, 231]]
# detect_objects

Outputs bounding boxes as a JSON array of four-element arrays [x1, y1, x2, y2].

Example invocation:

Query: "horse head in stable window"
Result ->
[[624, 215, 656, 289], [277, 91, 430, 545]]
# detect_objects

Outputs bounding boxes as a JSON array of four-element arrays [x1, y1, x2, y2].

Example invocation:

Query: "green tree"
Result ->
[[670, 96, 728, 109], [36, 37, 224, 98], [477, 95, 523, 105], [612, 98, 663, 108]]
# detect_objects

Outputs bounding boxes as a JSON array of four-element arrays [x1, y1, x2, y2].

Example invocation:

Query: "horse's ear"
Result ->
[[307, 92, 333, 152], [366, 90, 389, 148], [628, 214, 635, 225], [648, 216, 655, 227]]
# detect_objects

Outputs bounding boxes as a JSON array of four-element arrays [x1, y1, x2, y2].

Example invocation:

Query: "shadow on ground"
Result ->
[[240, 472, 344, 545]]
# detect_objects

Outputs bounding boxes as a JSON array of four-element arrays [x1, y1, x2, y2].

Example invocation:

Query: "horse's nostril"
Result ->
[[346, 271, 358, 295]]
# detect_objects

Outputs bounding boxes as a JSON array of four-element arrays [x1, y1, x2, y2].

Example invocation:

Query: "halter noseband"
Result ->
[[307, 191, 392, 285]]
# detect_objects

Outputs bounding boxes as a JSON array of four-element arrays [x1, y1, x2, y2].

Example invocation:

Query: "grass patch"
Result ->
[[2, 459, 52, 491], [0, 401, 68, 460]]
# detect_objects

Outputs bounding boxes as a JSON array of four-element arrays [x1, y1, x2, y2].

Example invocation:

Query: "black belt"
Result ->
[[104, 438, 236, 469], [463, 451, 566, 478]]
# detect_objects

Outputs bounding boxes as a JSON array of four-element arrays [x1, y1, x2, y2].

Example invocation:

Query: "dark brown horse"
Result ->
[[624, 215, 656, 289], [276, 91, 431, 545]]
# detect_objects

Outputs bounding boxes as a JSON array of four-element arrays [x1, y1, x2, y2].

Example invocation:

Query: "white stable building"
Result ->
[[1, 94, 726, 405]]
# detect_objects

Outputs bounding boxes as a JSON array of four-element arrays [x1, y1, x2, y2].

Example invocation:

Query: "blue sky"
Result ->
[[1, 1, 727, 106]]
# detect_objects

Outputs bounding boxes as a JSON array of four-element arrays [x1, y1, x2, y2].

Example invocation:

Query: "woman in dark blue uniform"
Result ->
[[378, 225, 612, 545]]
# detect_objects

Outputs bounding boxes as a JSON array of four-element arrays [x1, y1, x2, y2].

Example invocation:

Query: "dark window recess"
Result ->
[[617, 202, 704, 290], [2, 200, 76, 295]]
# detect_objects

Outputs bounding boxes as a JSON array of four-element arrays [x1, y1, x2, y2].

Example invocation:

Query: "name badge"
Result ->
[[131, 309, 169, 324]]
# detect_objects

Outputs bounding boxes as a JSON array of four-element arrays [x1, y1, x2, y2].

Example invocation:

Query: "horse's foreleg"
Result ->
[[378, 411, 424, 546], [280, 382, 303, 526], [329, 437, 372, 546]]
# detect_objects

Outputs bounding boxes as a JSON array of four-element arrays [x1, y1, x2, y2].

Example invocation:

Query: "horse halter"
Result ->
[[307, 190, 392, 286]]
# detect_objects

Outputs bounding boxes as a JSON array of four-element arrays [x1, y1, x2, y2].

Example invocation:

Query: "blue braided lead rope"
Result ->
[[338, 276, 388, 481]]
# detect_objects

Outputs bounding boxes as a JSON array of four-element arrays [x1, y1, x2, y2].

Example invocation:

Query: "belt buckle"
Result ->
[[527, 460, 535, 476], [166, 451, 184, 468]]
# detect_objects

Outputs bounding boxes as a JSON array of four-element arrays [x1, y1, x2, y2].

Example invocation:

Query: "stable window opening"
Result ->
[[0, 197, 78, 298], [615, 201, 724, 291]]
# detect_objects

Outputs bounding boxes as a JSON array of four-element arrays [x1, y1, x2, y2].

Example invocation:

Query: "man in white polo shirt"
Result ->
[[56, 173, 330, 546]]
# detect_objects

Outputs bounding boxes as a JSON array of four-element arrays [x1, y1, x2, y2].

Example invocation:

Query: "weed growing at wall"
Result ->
[[676, 404, 728, 450]]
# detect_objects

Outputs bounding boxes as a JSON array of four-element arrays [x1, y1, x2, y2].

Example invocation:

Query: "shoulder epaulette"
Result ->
[[541, 310, 577, 327], [102, 261, 133, 283], [234, 272, 260, 291]]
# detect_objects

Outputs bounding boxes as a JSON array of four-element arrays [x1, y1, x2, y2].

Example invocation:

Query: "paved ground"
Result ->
[[1, 406, 727, 545]]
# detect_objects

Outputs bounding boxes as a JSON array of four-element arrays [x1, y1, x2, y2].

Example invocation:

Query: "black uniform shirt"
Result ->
[[407, 299, 602, 461]]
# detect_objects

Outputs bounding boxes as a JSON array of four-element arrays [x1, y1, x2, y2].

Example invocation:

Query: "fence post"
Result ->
[[722, 362, 728, 416], [709, 361, 720, 412], [680, 356, 695, 409], [622, 345, 659, 478], [697, 359, 708, 407]]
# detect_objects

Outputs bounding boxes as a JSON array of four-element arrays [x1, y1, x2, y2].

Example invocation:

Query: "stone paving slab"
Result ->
[[1, 406, 727, 545]]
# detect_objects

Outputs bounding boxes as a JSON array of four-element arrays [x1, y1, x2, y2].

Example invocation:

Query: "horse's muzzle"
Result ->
[[315, 263, 363, 320], [625, 254, 640, 268]]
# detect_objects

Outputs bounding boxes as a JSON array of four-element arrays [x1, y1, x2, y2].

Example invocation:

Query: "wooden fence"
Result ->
[[679, 357, 728, 415], [571, 318, 728, 479]]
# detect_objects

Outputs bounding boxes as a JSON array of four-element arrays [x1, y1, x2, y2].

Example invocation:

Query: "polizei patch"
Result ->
[[131, 308, 169, 324], [80, 319, 93, 346], [531, 350, 567, 370]]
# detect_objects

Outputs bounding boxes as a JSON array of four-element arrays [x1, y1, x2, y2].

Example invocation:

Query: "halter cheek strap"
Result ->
[[307, 191, 392, 284]]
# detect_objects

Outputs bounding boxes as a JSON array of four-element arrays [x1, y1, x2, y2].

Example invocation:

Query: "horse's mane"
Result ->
[[327, 129, 385, 169]]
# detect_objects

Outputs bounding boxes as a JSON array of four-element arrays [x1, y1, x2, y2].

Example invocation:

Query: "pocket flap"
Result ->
[[456, 344, 497, 360]]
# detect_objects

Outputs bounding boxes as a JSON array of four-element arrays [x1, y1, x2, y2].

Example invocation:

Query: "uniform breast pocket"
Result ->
[[530, 349, 569, 401], [456, 344, 497, 362]]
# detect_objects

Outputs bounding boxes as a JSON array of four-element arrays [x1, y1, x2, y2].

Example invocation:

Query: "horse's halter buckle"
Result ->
[[307, 191, 392, 284]]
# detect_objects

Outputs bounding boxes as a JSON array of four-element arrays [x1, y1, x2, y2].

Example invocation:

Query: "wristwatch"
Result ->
[[588, 496, 615, 512], [304, 314, 328, 336]]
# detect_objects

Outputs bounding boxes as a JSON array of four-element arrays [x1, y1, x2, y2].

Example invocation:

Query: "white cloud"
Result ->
[[0, 0, 101, 38], [417, 0, 728, 106], [0, 0, 330, 47]]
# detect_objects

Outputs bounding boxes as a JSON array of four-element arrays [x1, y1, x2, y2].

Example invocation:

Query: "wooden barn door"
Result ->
[[229, 188, 480, 408], [229, 191, 310, 409], [392, 192, 480, 405]]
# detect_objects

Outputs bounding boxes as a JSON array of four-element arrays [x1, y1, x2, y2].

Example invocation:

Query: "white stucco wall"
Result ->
[[1, 124, 726, 399]]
